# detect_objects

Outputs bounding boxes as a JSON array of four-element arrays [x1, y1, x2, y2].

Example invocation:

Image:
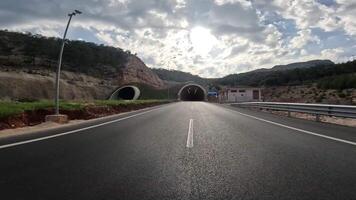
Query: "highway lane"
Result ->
[[0, 102, 355, 200]]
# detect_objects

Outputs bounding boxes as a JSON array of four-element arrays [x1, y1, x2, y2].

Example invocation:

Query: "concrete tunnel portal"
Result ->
[[178, 84, 207, 101], [109, 84, 206, 101], [109, 85, 140, 100]]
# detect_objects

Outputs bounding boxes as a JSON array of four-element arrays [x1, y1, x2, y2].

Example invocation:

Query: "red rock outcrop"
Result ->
[[117, 55, 164, 88]]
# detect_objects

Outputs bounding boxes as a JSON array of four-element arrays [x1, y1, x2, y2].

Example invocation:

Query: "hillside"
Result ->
[[151, 60, 355, 91], [152, 68, 210, 85], [0, 30, 164, 87], [0, 30, 167, 100], [0, 30, 355, 103], [253, 60, 334, 72], [272, 60, 334, 71], [0, 30, 129, 78], [2, 29, 354, 90], [262, 85, 356, 105], [215, 61, 356, 90], [151, 60, 356, 91]]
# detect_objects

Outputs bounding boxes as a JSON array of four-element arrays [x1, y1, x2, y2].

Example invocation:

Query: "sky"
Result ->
[[1, 0, 356, 78]]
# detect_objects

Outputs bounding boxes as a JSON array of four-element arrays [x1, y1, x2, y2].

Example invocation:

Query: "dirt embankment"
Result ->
[[262, 85, 356, 105], [0, 102, 167, 131], [0, 69, 116, 101]]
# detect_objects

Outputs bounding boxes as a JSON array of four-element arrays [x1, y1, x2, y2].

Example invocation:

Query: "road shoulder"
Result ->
[[0, 103, 173, 147], [218, 103, 356, 144]]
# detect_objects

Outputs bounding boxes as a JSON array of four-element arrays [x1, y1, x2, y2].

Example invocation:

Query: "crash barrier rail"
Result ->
[[231, 102, 356, 121]]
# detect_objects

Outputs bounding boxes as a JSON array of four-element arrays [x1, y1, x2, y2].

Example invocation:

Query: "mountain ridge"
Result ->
[[152, 59, 336, 84], [1, 30, 355, 99], [252, 60, 334, 73]]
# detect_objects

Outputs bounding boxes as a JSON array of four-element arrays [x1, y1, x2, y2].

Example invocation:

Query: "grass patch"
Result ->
[[0, 99, 170, 119], [0, 100, 83, 118], [94, 99, 170, 106], [0, 101, 51, 118]]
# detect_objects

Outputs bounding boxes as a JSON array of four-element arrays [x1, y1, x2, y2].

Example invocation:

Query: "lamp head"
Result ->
[[75, 10, 82, 14], [68, 10, 82, 16]]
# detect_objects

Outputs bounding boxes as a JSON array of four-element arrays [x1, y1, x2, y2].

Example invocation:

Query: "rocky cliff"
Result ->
[[0, 55, 165, 101], [117, 55, 164, 88], [0, 70, 116, 100]]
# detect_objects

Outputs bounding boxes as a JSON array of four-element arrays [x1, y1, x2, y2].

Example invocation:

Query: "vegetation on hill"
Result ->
[[317, 73, 356, 90], [269, 60, 334, 71], [152, 68, 210, 85], [215, 60, 356, 90], [151, 61, 356, 91], [0, 30, 131, 78]]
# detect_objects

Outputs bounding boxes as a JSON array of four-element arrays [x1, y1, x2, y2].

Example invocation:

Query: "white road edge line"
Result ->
[[186, 119, 194, 148], [0, 106, 163, 150], [230, 109, 356, 146]]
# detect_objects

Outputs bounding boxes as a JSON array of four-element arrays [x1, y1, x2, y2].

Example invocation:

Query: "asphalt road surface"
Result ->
[[0, 102, 355, 200]]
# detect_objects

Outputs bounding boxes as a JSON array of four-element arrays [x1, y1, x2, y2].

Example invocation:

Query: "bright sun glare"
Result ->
[[190, 27, 217, 55]]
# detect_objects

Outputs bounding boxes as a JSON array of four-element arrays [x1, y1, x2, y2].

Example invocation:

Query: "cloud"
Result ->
[[321, 47, 344, 60], [289, 29, 320, 49], [0, 0, 355, 78]]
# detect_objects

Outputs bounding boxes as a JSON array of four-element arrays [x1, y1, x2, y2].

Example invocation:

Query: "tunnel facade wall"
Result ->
[[109, 85, 140, 100], [178, 83, 207, 101]]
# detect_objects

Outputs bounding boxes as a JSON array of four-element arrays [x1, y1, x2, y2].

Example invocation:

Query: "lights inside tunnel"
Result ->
[[179, 84, 206, 101]]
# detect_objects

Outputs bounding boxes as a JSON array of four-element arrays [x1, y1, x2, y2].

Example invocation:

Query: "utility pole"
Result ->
[[54, 10, 82, 115], [167, 56, 176, 100]]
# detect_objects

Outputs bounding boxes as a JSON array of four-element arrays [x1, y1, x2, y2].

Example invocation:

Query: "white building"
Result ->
[[219, 87, 262, 103]]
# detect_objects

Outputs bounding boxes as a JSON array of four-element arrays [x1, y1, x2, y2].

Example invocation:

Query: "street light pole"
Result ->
[[54, 10, 82, 115], [167, 56, 176, 100]]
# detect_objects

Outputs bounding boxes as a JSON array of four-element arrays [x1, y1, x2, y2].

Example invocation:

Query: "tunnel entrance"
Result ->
[[178, 84, 207, 101], [117, 87, 135, 100], [109, 85, 140, 100]]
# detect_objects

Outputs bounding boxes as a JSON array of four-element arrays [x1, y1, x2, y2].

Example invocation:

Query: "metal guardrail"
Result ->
[[231, 102, 356, 120]]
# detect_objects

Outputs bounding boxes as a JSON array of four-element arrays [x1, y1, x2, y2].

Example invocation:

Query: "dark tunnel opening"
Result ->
[[180, 85, 206, 101], [117, 87, 135, 100]]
